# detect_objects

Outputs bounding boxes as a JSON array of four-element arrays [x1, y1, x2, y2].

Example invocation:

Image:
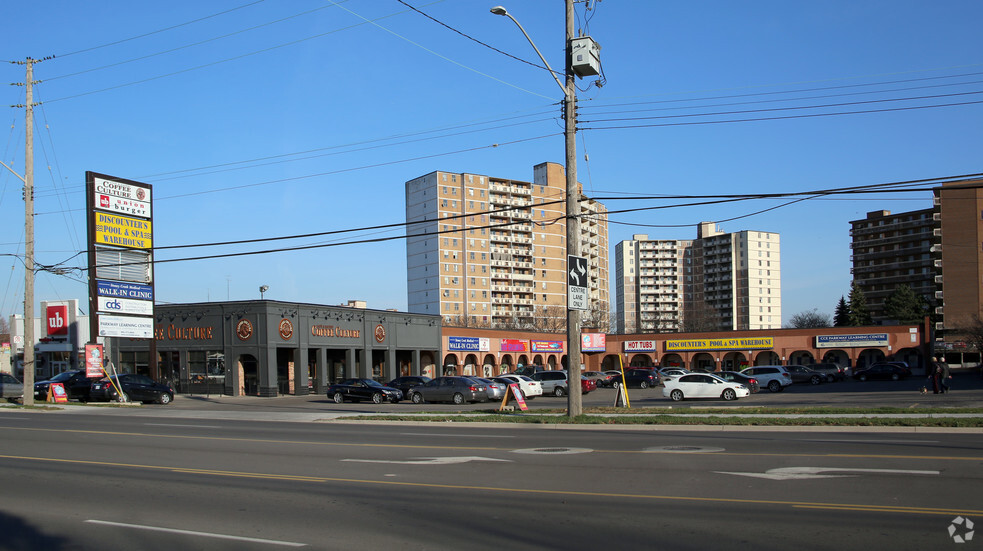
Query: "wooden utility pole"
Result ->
[[563, 0, 582, 417], [23, 58, 36, 406]]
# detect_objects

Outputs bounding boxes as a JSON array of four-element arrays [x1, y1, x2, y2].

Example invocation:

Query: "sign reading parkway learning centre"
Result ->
[[665, 337, 774, 352]]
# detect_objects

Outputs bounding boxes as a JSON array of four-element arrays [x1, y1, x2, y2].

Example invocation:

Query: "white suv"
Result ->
[[531, 371, 568, 397], [740, 366, 792, 392]]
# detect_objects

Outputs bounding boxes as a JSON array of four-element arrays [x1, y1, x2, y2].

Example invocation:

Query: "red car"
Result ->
[[580, 376, 597, 394]]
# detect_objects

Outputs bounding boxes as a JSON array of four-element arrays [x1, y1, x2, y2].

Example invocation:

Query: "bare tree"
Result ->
[[786, 308, 832, 329], [527, 305, 567, 333], [681, 300, 722, 333], [954, 314, 983, 354]]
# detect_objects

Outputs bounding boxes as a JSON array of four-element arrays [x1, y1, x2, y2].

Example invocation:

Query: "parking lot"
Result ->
[[156, 369, 983, 414]]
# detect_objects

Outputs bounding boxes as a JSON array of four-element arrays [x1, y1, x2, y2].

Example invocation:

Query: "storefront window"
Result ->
[[119, 351, 149, 376], [187, 351, 225, 395]]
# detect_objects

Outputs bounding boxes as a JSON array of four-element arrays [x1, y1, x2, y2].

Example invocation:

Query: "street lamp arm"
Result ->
[[490, 6, 566, 95]]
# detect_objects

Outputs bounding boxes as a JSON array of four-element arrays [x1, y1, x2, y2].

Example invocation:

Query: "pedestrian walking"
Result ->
[[937, 356, 951, 393], [929, 361, 942, 394]]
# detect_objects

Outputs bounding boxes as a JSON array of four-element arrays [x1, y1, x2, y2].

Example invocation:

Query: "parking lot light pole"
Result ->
[[491, 3, 582, 417]]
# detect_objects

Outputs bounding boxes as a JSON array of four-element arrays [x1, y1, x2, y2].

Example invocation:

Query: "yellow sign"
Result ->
[[665, 337, 774, 351], [94, 212, 152, 249]]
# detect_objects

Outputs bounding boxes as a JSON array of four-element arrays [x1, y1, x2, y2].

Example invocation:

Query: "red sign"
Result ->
[[499, 384, 529, 411], [85, 344, 105, 378], [48, 383, 68, 403], [500, 339, 528, 352], [47, 305, 69, 336]]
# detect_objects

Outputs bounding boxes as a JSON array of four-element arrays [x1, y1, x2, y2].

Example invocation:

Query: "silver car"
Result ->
[[1, 373, 24, 402], [408, 376, 489, 404], [473, 377, 506, 400]]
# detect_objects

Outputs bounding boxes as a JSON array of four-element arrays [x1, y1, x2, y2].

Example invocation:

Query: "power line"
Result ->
[[581, 98, 983, 131], [54, 0, 268, 58], [395, 0, 555, 75]]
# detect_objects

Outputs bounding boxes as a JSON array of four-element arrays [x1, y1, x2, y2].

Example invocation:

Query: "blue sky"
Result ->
[[1, 0, 981, 326]]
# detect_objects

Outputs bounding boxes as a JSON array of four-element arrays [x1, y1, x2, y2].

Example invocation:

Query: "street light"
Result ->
[[259, 285, 269, 299], [491, 3, 583, 417]]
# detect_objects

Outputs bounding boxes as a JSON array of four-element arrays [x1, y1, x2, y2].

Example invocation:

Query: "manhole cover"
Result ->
[[643, 445, 725, 453], [512, 447, 593, 455]]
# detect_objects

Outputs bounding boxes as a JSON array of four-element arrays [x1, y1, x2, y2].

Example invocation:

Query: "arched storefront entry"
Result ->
[[753, 351, 781, 365], [238, 354, 258, 396], [821, 349, 849, 367], [857, 349, 885, 369], [691, 353, 716, 372], [721, 352, 747, 371], [788, 350, 815, 365]]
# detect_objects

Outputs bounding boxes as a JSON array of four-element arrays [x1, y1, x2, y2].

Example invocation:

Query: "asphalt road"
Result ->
[[0, 410, 980, 550]]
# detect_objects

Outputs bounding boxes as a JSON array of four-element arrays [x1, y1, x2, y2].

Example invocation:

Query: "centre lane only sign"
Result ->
[[567, 254, 588, 311]]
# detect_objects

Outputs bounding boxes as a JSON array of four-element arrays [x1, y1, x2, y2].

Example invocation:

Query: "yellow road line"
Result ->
[[1, 453, 980, 518]]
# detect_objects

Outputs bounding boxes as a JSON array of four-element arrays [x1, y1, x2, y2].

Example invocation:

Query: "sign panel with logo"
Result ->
[[581, 333, 606, 352], [94, 212, 153, 250], [624, 340, 657, 352], [96, 279, 153, 300], [98, 314, 154, 339], [500, 339, 528, 352], [85, 344, 105, 378], [664, 337, 774, 352], [815, 333, 889, 348], [97, 295, 153, 316], [448, 336, 490, 352], [93, 176, 152, 217], [531, 340, 564, 353], [46, 305, 69, 337]]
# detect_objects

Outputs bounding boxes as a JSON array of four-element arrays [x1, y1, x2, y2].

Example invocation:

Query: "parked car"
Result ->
[[808, 363, 846, 382], [33, 369, 97, 401], [740, 366, 792, 392], [657, 368, 689, 383], [1, 373, 24, 402], [493, 374, 543, 399], [853, 364, 909, 382], [531, 370, 569, 397], [473, 377, 506, 400], [407, 376, 488, 404], [785, 365, 826, 385], [714, 371, 760, 393], [89, 373, 175, 404], [580, 375, 597, 394], [582, 371, 614, 388], [611, 369, 660, 389], [513, 365, 548, 377], [386, 376, 432, 397], [327, 378, 402, 404], [663, 373, 751, 402], [883, 361, 913, 377]]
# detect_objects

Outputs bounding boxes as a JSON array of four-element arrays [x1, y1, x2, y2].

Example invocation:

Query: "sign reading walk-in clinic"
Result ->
[[567, 254, 588, 311]]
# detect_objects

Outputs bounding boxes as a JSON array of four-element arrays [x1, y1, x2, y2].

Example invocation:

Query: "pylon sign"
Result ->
[[86, 172, 155, 340]]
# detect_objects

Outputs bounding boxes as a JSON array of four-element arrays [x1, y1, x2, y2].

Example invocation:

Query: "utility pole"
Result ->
[[22, 58, 36, 406], [563, 0, 583, 417]]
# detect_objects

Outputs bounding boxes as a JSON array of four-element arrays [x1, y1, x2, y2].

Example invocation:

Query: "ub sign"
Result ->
[[47, 305, 69, 337]]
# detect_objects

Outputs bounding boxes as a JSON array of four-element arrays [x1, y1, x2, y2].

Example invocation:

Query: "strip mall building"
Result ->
[[439, 321, 932, 376]]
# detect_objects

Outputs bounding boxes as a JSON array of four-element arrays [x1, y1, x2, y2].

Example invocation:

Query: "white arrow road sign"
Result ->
[[716, 466, 940, 480], [341, 456, 512, 465]]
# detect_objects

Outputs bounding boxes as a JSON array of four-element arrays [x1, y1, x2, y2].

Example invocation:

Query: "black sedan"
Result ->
[[853, 364, 909, 382], [610, 369, 660, 389], [386, 376, 432, 397], [34, 370, 98, 401], [714, 371, 760, 393], [90, 374, 174, 404], [327, 378, 402, 404]]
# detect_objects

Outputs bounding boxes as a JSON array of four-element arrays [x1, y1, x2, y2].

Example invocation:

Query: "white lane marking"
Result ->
[[511, 447, 593, 455], [716, 467, 941, 480], [400, 432, 514, 438], [84, 520, 306, 547], [801, 439, 939, 444], [144, 423, 222, 428], [342, 456, 511, 465]]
